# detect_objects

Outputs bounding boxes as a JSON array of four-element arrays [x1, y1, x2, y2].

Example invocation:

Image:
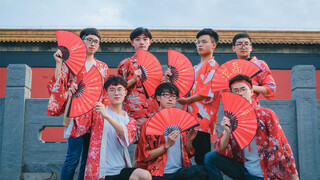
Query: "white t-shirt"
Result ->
[[85, 61, 96, 72], [164, 134, 182, 174], [243, 136, 264, 178], [100, 106, 131, 176]]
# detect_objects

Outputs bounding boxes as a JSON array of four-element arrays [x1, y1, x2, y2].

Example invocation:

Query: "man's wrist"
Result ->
[[163, 144, 168, 151]]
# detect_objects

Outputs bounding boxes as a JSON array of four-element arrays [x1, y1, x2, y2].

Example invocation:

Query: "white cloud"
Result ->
[[0, 0, 319, 30], [79, 7, 131, 28]]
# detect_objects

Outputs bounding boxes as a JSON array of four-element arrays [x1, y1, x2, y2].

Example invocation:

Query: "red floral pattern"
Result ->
[[136, 119, 194, 176], [183, 57, 220, 134], [117, 54, 158, 119], [250, 56, 276, 106], [214, 105, 298, 179], [84, 110, 137, 179], [46, 59, 109, 137]]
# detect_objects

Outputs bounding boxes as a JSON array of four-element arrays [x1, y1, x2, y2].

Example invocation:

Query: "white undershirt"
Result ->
[[164, 134, 182, 174], [243, 137, 264, 178], [85, 61, 96, 72], [100, 106, 130, 176]]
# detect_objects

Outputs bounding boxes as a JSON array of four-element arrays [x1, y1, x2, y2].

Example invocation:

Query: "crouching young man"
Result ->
[[136, 83, 207, 180], [204, 75, 299, 180], [84, 75, 151, 180]]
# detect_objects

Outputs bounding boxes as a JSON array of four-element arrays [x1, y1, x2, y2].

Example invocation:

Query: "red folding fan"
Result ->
[[220, 92, 257, 149], [56, 31, 87, 75], [146, 108, 199, 136], [137, 50, 163, 97], [168, 50, 195, 97], [211, 59, 261, 93], [67, 66, 103, 117]]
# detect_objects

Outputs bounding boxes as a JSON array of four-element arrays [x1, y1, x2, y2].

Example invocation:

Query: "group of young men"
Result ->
[[47, 27, 299, 179]]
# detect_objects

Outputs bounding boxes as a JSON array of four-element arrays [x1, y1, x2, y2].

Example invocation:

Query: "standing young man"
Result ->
[[47, 28, 109, 179], [204, 75, 299, 180], [83, 75, 151, 180], [117, 27, 158, 167], [137, 83, 207, 179], [174, 28, 220, 165], [117, 27, 158, 136], [232, 32, 276, 106]]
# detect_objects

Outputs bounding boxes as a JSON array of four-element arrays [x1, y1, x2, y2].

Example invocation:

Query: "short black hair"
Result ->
[[196, 28, 219, 43], [130, 27, 152, 41], [154, 83, 179, 105], [104, 75, 127, 90], [80, 28, 102, 42], [229, 75, 252, 90], [232, 32, 252, 46]]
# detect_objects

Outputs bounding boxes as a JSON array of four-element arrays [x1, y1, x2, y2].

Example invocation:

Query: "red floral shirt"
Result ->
[[117, 54, 158, 119], [250, 56, 276, 106], [47, 59, 109, 137], [136, 119, 194, 176], [84, 108, 137, 179], [214, 105, 298, 179], [183, 57, 220, 134]]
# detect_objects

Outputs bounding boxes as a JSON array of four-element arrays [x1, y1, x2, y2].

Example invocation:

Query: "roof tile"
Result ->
[[0, 29, 319, 44]]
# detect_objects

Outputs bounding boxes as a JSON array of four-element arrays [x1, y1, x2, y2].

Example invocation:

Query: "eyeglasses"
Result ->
[[107, 87, 125, 94], [235, 43, 251, 49], [83, 38, 100, 45], [161, 93, 178, 100], [232, 88, 249, 94]]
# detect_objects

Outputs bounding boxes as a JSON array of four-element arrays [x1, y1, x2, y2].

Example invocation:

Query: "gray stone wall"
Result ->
[[0, 98, 4, 167], [0, 64, 32, 179], [23, 99, 66, 173], [318, 100, 320, 174], [291, 65, 319, 179]]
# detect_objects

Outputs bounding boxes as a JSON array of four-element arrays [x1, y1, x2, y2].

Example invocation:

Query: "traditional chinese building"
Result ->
[[1, 29, 319, 99]]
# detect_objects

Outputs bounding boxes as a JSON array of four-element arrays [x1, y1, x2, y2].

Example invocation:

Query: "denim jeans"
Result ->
[[61, 133, 90, 180], [204, 151, 264, 180]]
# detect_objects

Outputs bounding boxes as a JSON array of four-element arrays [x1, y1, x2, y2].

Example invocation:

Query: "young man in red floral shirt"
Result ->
[[137, 83, 207, 179], [204, 75, 298, 180], [232, 33, 276, 106]]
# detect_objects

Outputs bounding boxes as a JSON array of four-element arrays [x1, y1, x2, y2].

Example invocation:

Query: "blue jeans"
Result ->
[[204, 151, 264, 180], [61, 133, 90, 180]]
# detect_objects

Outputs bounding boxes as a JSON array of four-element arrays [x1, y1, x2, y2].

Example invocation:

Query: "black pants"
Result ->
[[105, 168, 136, 180], [152, 165, 207, 180], [192, 131, 211, 165]]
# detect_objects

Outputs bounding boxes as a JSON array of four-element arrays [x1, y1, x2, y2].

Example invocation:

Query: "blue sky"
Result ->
[[0, 0, 319, 30]]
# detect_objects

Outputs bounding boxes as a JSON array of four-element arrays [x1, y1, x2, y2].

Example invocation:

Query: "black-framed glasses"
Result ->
[[161, 93, 178, 100], [83, 37, 100, 45], [235, 43, 251, 49]]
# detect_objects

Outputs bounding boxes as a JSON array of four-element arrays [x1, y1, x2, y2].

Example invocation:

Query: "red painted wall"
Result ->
[[1, 67, 319, 99], [0, 67, 118, 98]]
